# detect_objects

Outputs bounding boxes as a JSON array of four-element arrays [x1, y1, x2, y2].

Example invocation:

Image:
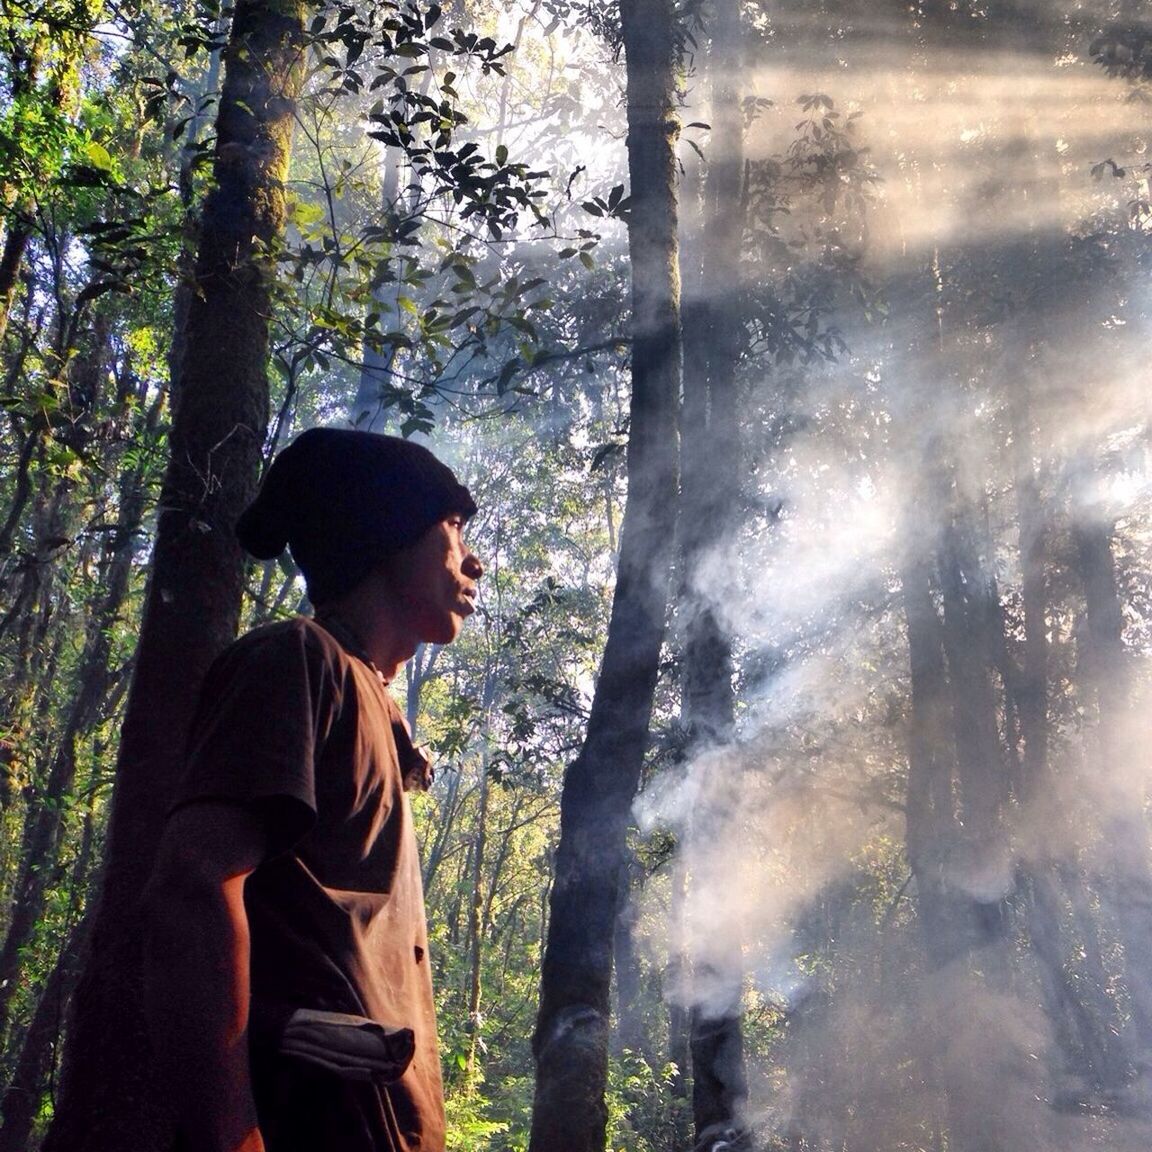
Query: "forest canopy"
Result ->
[[2, 0, 1152, 1149]]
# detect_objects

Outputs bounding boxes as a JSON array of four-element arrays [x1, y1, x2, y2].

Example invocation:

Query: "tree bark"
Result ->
[[0, 910, 89, 1152], [612, 852, 646, 1061], [0, 409, 152, 1053], [901, 548, 967, 970], [0, 211, 31, 350], [529, 0, 682, 1144], [666, 855, 690, 1102], [1070, 494, 1152, 1059], [42, 4, 309, 1148], [463, 751, 490, 1087], [905, 447, 1012, 978], [1008, 379, 1048, 800], [678, 0, 749, 1139], [0, 800, 98, 1152], [1005, 379, 1129, 1100], [937, 503, 1008, 854]]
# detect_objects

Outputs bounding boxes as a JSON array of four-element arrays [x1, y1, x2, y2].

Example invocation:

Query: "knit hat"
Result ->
[[235, 428, 477, 604]]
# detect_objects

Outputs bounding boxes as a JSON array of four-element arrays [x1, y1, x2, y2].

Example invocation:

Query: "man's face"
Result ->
[[388, 515, 483, 645]]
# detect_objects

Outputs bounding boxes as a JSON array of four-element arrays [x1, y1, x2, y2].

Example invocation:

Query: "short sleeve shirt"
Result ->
[[174, 617, 445, 1152]]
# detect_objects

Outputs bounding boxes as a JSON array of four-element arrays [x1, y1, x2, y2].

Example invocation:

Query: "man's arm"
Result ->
[[143, 800, 270, 1152]]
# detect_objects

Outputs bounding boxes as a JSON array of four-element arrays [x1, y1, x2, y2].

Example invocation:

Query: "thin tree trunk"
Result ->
[[901, 548, 965, 970], [463, 751, 490, 1087], [937, 503, 1008, 858], [667, 855, 690, 1102], [0, 910, 89, 1152], [1006, 380, 1130, 1100], [1070, 498, 1152, 1059], [612, 853, 645, 1061], [0, 426, 151, 1053], [422, 766, 464, 893], [678, 0, 749, 1138], [43, 4, 309, 1148], [529, 0, 682, 1142], [0, 211, 32, 349], [1024, 866, 1129, 1099], [352, 153, 403, 431], [0, 801, 98, 1152], [903, 549, 996, 1152], [1009, 379, 1048, 799], [0, 469, 77, 824], [1060, 863, 1128, 1088], [0, 427, 41, 567], [168, 18, 227, 404]]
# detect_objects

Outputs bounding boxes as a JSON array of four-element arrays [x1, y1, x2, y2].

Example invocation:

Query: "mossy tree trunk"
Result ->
[[42, 4, 310, 1149]]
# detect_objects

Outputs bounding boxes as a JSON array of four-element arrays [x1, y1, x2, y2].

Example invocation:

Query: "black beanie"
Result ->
[[235, 428, 477, 605]]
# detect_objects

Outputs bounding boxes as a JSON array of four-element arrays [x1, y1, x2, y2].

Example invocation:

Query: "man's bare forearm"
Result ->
[[145, 872, 265, 1152], [144, 803, 269, 1152]]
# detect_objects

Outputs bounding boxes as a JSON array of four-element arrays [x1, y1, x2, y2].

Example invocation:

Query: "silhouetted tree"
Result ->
[[678, 0, 750, 1142], [43, 2, 310, 1147], [529, 0, 683, 1144]]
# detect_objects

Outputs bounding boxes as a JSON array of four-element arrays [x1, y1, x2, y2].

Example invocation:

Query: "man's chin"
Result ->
[[419, 618, 464, 646]]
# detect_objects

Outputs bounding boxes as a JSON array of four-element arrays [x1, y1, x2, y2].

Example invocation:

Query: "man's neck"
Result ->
[[315, 570, 415, 683]]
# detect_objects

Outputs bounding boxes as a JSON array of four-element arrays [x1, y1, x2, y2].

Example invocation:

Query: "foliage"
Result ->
[[3, 1, 1152, 1151], [604, 1050, 690, 1152]]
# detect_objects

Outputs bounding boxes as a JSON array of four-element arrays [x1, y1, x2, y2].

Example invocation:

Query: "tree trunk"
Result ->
[[902, 550, 998, 1152], [937, 502, 1008, 860], [1070, 495, 1152, 1059], [612, 852, 646, 1061], [0, 910, 89, 1152], [0, 211, 32, 349], [0, 426, 41, 570], [1005, 380, 1129, 1101], [0, 802, 98, 1152], [1008, 379, 1048, 799], [529, 0, 682, 1143], [901, 548, 965, 970], [1024, 866, 1129, 1101], [42, 4, 309, 1148], [0, 466, 78, 824], [0, 416, 152, 1053], [352, 153, 404, 432], [666, 856, 690, 1102], [677, 0, 749, 1139], [463, 751, 490, 1087], [168, 16, 227, 404]]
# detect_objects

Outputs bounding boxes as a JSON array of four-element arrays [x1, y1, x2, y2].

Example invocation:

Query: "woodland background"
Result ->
[[3, 0, 1152, 1149]]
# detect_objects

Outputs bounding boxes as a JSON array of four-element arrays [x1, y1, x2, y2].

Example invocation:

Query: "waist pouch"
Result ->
[[279, 1008, 415, 1084]]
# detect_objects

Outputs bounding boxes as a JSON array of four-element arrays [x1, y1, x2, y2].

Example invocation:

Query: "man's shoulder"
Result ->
[[221, 616, 350, 673]]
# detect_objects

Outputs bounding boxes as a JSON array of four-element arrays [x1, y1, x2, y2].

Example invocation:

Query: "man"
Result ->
[[144, 428, 483, 1152]]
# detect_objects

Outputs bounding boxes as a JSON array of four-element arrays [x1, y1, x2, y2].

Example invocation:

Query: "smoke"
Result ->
[[628, 27, 1152, 1143]]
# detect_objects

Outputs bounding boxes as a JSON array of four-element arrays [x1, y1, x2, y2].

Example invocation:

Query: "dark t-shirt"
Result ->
[[175, 617, 445, 1152]]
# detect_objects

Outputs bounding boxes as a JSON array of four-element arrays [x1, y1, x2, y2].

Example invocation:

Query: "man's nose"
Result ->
[[462, 552, 483, 580]]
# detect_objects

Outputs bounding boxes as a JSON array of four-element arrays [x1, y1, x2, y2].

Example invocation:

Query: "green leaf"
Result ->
[[83, 141, 114, 171]]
